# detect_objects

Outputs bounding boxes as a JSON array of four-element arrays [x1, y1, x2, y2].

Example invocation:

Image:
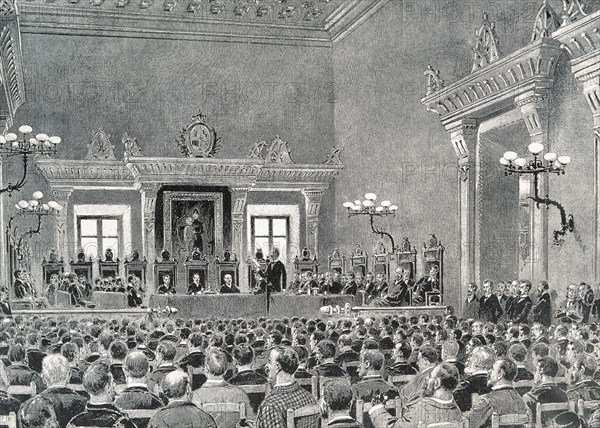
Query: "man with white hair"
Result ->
[[453, 346, 496, 411], [147, 370, 216, 428], [441, 340, 464, 377], [39, 354, 88, 428], [371, 268, 411, 307]]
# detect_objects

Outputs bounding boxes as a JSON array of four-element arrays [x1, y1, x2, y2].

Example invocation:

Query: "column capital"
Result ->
[[444, 119, 478, 161], [138, 182, 161, 196], [50, 187, 74, 202], [583, 77, 600, 129], [516, 91, 552, 143]]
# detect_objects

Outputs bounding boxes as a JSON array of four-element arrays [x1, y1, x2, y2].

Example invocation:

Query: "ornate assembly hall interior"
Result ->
[[0, 0, 599, 427]]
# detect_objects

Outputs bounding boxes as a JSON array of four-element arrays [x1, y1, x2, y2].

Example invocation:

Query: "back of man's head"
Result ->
[[496, 358, 518, 382], [17, 396, 57, 428], [8, 344, 25, 363], [434, 363, 459, 391], [441, 341, 459, 359], [42, 354, 70, 385], [83, 361, 112, 395], [362, 349, 385, 372], [538, 357, 559, 378], [157, 341, 177, 362], [206, 349, 229, 377], [189, 332, 204, 349], [273, 346, 299, 375], [508, 343, 528, 364], [419, 345, 438, 366], [322, 379, 353, 412], [61, 342, 79, 363], [573, 355, 597, 378], [162, 370, 189, 400], [470, 346, 497, 370], [124, 351, 149, 379], [316, 340, 337, 360], [396, 341, 412, 360], [109, 341, 128, 361], [233, 344, 254, 366]]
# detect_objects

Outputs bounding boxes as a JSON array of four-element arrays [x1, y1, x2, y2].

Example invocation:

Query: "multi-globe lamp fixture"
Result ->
[[0, 125, 61, 195], [499, 142, 574, 245], [343, 193, 399, 250], [14, 191, 63, 216]]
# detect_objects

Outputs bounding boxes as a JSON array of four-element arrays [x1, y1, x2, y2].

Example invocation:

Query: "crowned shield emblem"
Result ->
[[176, 110, 222, 158]]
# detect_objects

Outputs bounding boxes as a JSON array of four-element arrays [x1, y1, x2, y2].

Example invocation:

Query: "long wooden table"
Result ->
[[149, 293, 357, 319]]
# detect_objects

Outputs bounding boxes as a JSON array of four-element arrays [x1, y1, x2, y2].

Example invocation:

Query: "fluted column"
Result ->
[[51, 187, 73, 262], [301, 188, 324, 259], [515, 91, 551, 283], [445, 119, 479, 294], [140, 183, 159, 293], [230, 187, 249, 291]]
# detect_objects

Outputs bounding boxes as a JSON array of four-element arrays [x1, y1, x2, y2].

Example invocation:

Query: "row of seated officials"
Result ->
[[1, 300, 600, 427]]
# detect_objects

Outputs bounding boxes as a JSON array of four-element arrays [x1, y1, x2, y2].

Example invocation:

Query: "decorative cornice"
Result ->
[[18, 0, 388, 47], [256, 163, 343, 190], [421, 38, 562, 127], [553, 9, 600, 82], [0, 16, 25, 133], [35, 158, 134, 189]]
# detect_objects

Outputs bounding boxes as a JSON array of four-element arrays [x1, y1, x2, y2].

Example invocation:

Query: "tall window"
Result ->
[[251, 217, 288, 263], [78, 217, 121, 260]]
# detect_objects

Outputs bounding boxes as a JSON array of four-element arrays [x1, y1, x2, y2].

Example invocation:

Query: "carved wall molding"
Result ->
[[0, 15, 25, 132], [35, 158, 134, 189], [421, 38, 563, 127], [18, 0, 389, 47]]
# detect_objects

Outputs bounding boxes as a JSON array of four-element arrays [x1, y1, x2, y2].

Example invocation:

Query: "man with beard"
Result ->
[[556, 283, 584, 323], [504, 280, 520, 318], [398, 345, 438, 407], [566, 354, 600, 401], [265, 248, 286, 293], [187, 272, 205, 295], [478, 280, 503, 323], [462, 282, 480, 320], [507, 280, 533, 324], [372, 268, 411, 307], [351, 350, 397, 405], [466, 358, 528, 428], [532, 281, 552, 327], [370, 362, 462, 428], [412, 265, 439, 305], [495, 281, 509, 310], [341, 272, 358, 296], [330, 272, 344, 294], [579, 282, 595, 323], [453, 346, 495, 412], [363, 272, 376, 300], [369, 273, 388, 302]]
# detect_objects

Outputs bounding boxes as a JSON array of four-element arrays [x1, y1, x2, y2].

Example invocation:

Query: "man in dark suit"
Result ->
[[157, 274, 176, 295], [532, 280, 552, 326], [334, 335, 359, 366], [352, 349, 397, 407], [228, 344, 268, 414], [466, 358, 528, 428], [322, 379, 362, 428], [298, 271, 318, 295], [68, 361, 137, 428], [114, 351, 165, 428], [453, 346, 495, 411], [147, 370, 217, 428], [462, 282, 480, 320], [531, 323, 550, 345], [566, 354, 600, 401], [341, 273, 358, 296], [478, 280, 503, 323], [507, 280, 533, 324], [388, 341, 418, 376], [25, 333, 45, 374], [5, 344, 46, 402], [399, 345, 438, 407], [219, 274, 240, 294], [0, 287, 11, 317], [38, 354, 88, 428], [441, 341, 464, 378], [508, 343, 534, 382], [372, 268, 411, 307], [177, 333, 206, 390], [147, 342, 178, 395], [367, 273, 388, 303], [187, 272, 205, 295], [13, 270, 32, 300], [363, 272, 376, 300], [412, 265, 439, 305], [556, 283, 584, 323], [311, 340, 347, 379], [266, 249, 287, 293], [329, 272, 344, 294], [523, 357, 568, 426]]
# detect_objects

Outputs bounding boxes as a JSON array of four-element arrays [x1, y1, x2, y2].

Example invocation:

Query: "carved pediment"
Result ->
[[248, 136, 295, 164], [122, 132, 144, 157], [472, 13, 502, 72], [532, 0, 561, 41], [86, 128, 116, 160]]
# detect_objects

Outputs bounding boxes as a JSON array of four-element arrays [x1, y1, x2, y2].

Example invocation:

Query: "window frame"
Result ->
[[250, 216, 290, 261], [77, 216, 123, 260]]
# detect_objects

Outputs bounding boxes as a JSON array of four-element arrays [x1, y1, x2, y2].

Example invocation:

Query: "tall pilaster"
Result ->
[[515, 92, 551, 283], [301, 188, 325, 258], [445, 118, 478, 299], [51, 187, 73, 262], [140, 183, 159, 293], [230, 187, 249, 291]]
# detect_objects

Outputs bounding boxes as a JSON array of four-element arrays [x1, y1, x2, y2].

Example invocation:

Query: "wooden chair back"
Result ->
[[238, 383, 271, 395], [387, 374, 415, 387], [286, 403, 320, 428], [202, 402, 246, 428], [295, 376, 319, 399], [68, 383, 87, 393], [0, 413, 16, 428], [417, 422, 465, 428], [355, 398, 401, 426], [513, 380, 534, 396], [577, 398, 600, 419], [535, 402, 574, 428], [6, 382, 36, 399], [490, 410, 531, 428]]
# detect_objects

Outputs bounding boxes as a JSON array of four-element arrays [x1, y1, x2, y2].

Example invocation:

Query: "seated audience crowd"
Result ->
[[2, 279, 600, 427]]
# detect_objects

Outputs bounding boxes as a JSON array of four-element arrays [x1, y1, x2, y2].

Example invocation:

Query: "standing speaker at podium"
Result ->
[[266, 249, 286, 293]]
